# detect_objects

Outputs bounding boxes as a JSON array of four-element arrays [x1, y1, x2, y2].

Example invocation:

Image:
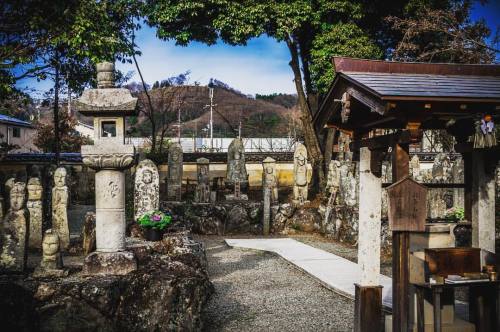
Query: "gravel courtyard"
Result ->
[[199, 236, 354, 332]]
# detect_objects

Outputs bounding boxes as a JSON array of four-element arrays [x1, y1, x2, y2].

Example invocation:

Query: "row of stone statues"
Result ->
[[0, 167, 69, 273], [134, 140, 311, 218]]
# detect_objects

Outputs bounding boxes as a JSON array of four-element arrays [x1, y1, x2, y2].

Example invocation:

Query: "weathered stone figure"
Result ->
[[195, 158, 210, 203], [343, 163, 358, 207], [4, 176, 15, 210], [410, 155, 421, 180], [432, 153, 452, 183], [452, 156, 464, 208], [293, 143, 309, 204], [27, 176, 43, 249], [226, 138, 248, 189], [0, 182, 29, 273], [34, 229, 66, 277], [167, 142, 183, 201], [262, 157, 278, 203], [134, 159, 159, 220], [52, 167, 70, 250], [326, 160, 341, 197]]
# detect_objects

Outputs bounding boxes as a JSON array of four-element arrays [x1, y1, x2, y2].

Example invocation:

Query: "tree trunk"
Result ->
[[53, 55, 60, 166], [133, 53, 156, 152], [286, 35, 325, 191]]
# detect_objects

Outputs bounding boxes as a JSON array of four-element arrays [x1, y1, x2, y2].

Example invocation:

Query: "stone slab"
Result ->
[[82, 251, 137, 275]]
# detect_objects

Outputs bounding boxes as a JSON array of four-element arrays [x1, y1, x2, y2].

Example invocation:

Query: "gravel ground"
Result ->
[[198, 235, 354, 332]]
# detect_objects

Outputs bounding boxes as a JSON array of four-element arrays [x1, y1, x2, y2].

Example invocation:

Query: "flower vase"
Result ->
[[144, 228, 163, 241]]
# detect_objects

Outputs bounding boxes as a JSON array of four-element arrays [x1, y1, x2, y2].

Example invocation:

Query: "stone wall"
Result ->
[[160, 201, 263, 235]]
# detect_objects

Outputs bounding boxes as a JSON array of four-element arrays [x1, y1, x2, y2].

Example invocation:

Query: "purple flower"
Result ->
[[152, 214, 161, 222]]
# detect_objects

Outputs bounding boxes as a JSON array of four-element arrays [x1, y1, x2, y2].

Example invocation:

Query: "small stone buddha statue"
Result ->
[[34, 229, 66, 277]]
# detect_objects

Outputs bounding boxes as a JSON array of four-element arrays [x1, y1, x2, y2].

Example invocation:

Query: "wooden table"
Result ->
[[413, 280, 500, 332]]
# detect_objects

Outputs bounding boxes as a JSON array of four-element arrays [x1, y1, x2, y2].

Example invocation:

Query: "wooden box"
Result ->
[[387, 176, 427, 232], [425, 248, 481, 277]]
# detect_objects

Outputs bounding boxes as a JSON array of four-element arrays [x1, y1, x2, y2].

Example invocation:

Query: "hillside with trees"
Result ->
[[129, 84, 300, 145]]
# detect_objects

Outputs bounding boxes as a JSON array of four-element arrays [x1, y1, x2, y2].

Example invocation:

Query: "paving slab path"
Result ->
[[199, 236, 355, 332], [225, 238, 393, 309]]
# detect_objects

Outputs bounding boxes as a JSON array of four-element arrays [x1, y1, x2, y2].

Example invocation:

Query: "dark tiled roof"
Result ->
[[0, 114, 33, 127], [3, 153, 82, 163], [341, 72, 500, 99]]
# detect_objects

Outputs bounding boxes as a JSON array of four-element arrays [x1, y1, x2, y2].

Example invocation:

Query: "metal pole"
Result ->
[[209, 88, 214, 151]]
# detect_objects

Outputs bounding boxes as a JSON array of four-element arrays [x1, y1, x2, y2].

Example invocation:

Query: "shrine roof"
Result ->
[[339, 72, 500, 100], [314, 57, 500, 133]]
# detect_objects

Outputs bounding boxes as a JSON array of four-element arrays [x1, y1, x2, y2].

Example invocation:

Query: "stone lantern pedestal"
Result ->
[[75, 62, 138, 275]]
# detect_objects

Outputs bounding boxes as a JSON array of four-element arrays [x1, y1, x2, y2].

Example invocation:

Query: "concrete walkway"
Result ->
[[225, 238, 393, 309]]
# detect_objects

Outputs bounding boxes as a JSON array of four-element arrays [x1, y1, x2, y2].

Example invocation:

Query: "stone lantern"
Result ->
[[75, 62, 137, 275]]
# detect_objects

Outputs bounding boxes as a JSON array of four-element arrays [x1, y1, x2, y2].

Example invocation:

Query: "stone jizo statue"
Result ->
[[195, 158, 210, 203], [34, 229, 66, 277], [293, 143, 309, 204], [226, 138, 248, 189], [52, 167, 70, 250], [0, 182, 29, 273], [27, 176, 43, 249], [326, 160, 341, 197], [167, 142, 183, 201], [262, 157, 278, 203], [432, 153, 452, 183], [134, 159, 159, 220], [410, 155, 421, 180]]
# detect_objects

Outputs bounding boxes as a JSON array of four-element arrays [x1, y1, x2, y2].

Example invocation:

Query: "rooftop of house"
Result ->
[[0, 114, 34, 128]]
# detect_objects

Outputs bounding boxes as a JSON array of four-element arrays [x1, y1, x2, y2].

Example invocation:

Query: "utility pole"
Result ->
[[204, 88, 216, 151], [67, 72, 72, 116], [177, 101, 181, 143]]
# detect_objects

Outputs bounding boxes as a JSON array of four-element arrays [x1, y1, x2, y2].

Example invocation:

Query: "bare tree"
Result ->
[[137, 86, 187, 153], [387, 1, 499, 64]]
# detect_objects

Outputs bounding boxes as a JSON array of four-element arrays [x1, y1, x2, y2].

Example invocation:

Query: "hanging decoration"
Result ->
[[473, 114, 496, 149]]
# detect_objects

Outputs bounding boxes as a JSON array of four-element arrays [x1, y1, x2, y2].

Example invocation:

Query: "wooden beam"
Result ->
[[346, 87, 386, 115], [350, 131, 411, 151]]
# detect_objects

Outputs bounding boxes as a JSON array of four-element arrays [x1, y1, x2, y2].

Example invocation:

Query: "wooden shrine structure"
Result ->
[[313, 57, 500, 332]]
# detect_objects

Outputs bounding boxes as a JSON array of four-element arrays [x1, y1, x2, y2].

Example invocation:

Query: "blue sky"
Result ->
[[15, 1, 500, 98]]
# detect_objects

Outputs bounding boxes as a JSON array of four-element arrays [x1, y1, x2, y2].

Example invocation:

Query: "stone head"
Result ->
[[28, 177, 43, 200], [54, 167, 67, 187], [10, 182, 26, 211], [142, 170, 153, 184], [42, 229, 60, 257]]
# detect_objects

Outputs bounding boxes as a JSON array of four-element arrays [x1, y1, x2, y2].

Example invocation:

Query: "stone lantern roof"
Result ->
[[74, 62, 138, 116]]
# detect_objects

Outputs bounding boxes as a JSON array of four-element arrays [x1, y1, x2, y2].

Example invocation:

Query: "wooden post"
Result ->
[[354, 147, 383, 332], [324, 127, 336, 174], [471, 150, 496, 252], [392, 142, 410, 332], [462, 152, 472, 222], [354, 284, 383, 332]]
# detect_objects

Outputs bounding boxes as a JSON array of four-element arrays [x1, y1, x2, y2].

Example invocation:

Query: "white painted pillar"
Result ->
[[358, 147, 383, 285], [471, 151, 496, 253]]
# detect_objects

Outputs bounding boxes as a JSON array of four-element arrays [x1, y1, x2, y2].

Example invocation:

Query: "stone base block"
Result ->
[[292, 200, 310, 206], [225, 194, 248, 201], [33, 267, 68, 278], [82, 251, 137, 275]]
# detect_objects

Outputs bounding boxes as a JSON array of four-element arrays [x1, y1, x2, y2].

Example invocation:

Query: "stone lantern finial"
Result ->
[[96, 62, 115, 89]]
